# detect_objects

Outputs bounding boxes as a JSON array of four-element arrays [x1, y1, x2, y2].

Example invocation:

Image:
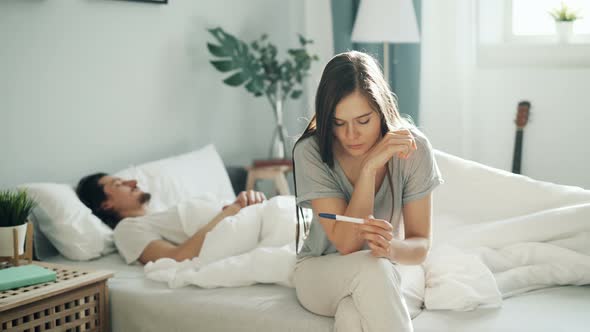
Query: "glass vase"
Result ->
[[269, 98, 289, 160]]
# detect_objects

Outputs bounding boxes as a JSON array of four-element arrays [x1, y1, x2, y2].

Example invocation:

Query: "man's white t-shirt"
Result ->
[[113, 195, 224, 264]]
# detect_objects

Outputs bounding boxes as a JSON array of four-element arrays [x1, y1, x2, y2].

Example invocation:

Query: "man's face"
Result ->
[[98, 175, 151, 216]]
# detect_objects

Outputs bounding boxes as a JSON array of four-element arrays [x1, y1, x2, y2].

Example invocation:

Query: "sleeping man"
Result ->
[[76, 172, 268, 265]]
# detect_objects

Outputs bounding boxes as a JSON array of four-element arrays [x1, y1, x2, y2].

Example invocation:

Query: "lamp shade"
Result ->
[[351, 0, 420, 43]]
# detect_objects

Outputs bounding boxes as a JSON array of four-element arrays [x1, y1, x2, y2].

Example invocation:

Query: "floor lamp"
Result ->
[[351, 0, 420, 84]]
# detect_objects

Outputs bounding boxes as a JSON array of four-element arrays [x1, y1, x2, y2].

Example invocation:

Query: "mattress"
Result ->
[[46, 254, 590, 332], [45, 254, 332, 332], [413, 286, 590, 332]]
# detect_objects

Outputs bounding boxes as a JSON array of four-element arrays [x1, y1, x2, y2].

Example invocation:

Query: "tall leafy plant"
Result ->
[[206, 27, 318, 158], [207, 27, 318, 106], [0, 190, 37, 227]]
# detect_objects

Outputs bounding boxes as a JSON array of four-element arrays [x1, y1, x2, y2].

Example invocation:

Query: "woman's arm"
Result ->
[[391, 193, 432, 264], [311, 166, 378, 254], [311, 130, 417, 255], [362, 193, 433, 265]]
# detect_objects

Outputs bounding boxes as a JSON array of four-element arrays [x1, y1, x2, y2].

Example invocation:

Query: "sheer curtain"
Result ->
[[419, 0, 477, 158]]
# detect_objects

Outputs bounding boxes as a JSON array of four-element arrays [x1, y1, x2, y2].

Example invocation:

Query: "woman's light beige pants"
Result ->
[[294, 250, 414, 332]]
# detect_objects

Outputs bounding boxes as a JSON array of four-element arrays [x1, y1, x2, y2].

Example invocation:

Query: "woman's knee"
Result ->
[[357, 253, 401, 287], [293, 260, 335, 316]]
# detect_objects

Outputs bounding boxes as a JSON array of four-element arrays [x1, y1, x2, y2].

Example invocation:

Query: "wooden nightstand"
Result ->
[[0, 261, 113, 332], [245, 165, 293, 196]]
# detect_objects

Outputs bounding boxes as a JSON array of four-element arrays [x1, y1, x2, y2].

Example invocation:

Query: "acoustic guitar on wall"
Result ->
[[512, 101, 531, 174]]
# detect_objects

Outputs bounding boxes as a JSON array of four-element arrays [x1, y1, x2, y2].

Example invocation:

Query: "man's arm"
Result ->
[[138, 204, 242, 264]]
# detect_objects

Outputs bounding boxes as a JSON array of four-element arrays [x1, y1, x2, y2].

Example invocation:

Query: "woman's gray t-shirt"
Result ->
[[293, 128, 443, 259]]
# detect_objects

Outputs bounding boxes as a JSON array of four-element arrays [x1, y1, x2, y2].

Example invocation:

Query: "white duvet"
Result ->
[[144, 151, 590, 311], [144, 195, 298, 288], [422, 203, 590, 311]]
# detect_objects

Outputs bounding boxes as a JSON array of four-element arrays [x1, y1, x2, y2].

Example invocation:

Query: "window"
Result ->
[[511, 0, 590, 36], [477, 0, 590, 67]]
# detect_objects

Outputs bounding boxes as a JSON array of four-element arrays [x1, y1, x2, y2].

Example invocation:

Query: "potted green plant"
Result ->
[[207, 27, 319, 159], [549, 2, 583, 43], [0, 189, 36, 257]]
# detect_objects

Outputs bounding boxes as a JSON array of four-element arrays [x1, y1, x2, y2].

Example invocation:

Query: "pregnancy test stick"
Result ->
[[318, 213, 365, 224]]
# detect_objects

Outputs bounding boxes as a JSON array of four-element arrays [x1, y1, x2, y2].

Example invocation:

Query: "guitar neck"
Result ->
[[512, 129, 524, 174], [512, 100, 530, 175]]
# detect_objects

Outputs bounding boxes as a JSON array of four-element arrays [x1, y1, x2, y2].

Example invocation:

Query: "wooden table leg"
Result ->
[[274, 173, 290, 195], [246, 169, 256, 191]]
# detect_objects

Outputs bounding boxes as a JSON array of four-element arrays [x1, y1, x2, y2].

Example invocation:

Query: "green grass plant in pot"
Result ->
[[0, 190, 36, 257], [207, 27, 318, 159], [549, 2, 583, 43]]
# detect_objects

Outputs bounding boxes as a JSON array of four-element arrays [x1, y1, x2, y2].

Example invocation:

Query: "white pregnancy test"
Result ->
[[318, 213, 365, 224]]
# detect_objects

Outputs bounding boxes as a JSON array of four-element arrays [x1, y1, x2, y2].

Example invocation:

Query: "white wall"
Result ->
[[7, 0, 582, 190], [420, 0, 590, 189], [471, 68, 590, 189], [0, 0, 309, 188], [303, 0, 335, 118]]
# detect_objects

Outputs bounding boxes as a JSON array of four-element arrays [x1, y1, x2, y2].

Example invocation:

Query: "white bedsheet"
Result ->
[[46, 253, 333, 332], [413, 286, 590, 332], [423, 203, 590, 310], [45, 253, 590, 332], [142, 197, 590, 312]]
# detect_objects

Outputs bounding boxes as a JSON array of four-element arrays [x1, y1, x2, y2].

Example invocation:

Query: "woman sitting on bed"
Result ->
[[292, 51, 443, 331], [76, 173, 266, 264]]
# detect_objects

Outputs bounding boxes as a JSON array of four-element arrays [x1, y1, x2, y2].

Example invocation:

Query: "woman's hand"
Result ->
[[358, 216, 394, 259], [361, 129, 417, 172]]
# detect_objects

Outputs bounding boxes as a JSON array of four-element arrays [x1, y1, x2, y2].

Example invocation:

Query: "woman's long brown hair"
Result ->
[[292, 51, 408, 252]]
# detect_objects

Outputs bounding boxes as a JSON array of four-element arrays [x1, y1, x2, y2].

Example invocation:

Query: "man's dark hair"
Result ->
[[76, 172, 122, 229]]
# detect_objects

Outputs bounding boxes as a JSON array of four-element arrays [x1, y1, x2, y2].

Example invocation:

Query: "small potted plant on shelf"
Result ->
[[549, 2, 583, 43], [0, 189, 36, 258]]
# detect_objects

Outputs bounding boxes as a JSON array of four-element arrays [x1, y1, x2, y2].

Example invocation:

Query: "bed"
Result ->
[[24, 145, 590, 331], [43, 253, 590, 332]]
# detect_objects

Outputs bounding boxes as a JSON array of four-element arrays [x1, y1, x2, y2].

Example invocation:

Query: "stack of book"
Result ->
[[0, 264, 57, 291]]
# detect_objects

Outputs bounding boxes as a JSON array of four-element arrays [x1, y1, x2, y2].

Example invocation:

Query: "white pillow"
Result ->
[[19, 183, 116, 261], [18, 144, 233, 261], [115, 144, 235, 212], [433, 150, 590, 224], [431, 149, 590, 247]]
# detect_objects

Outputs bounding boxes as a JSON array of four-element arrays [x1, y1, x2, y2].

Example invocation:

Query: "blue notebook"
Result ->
[[0, 265, 57, 291]]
